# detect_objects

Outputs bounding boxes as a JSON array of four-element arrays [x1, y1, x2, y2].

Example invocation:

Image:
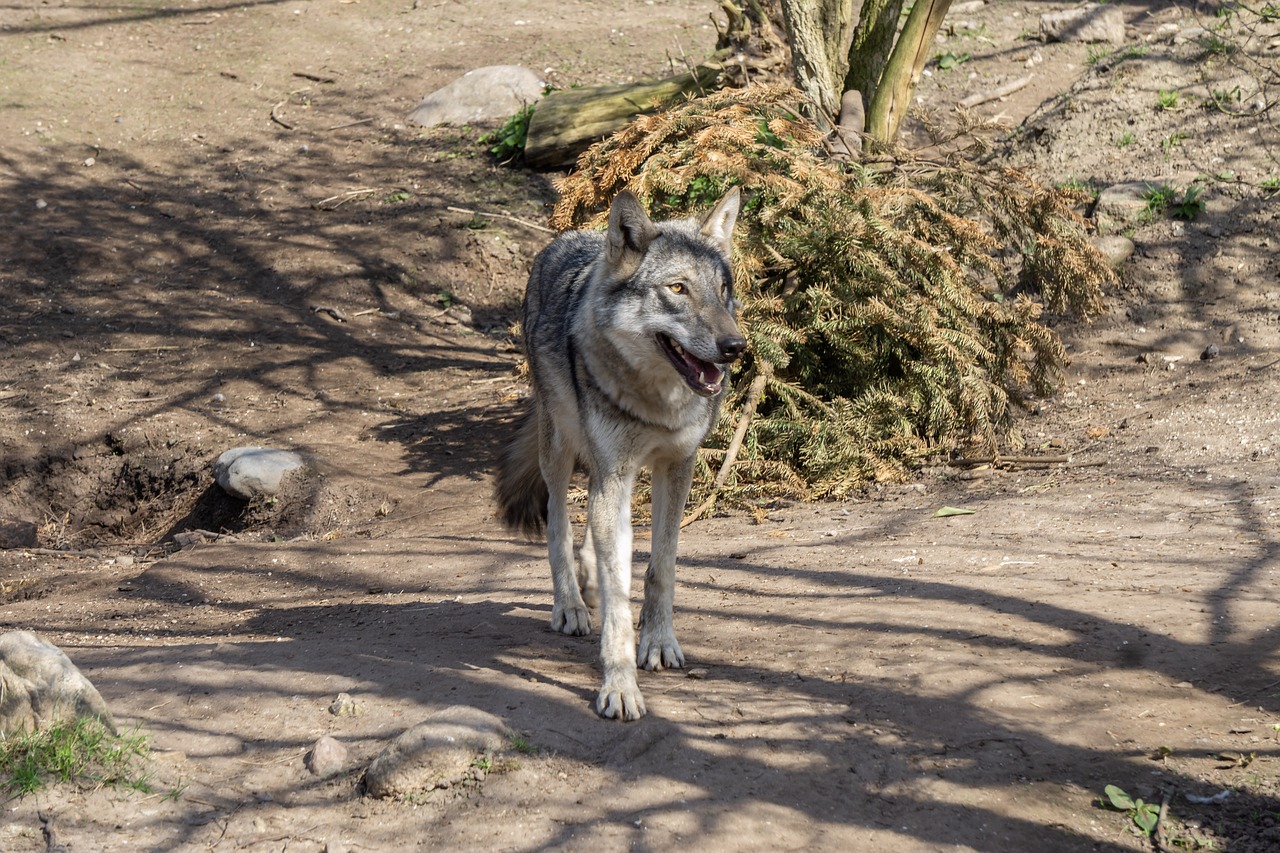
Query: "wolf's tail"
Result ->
[[494, 405, 548, 538]]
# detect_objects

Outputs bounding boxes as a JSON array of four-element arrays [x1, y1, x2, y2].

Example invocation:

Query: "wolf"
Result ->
[[495, 188, 745, 721]]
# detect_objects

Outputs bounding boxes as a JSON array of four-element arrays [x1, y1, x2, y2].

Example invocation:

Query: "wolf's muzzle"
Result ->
[[717, 336, 747, 363]]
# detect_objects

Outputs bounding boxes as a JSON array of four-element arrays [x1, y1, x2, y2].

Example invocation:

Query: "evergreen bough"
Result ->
[[550, 85, 1112, 506]]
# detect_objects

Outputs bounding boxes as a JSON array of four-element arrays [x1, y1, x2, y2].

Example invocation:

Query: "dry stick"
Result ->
[[21, 547, 99, 558], [958, 75, 1033, 109], [326, 117, 374, 131], [445, 205, 555, 234], [293, 71, 336, 83], [270, 101, 294, 130], [315, 187, 378, 208], [681, 362, 774, 528], [950, 454, 1071, 467], [682, 267, 798, 527], [104, 345, 181, 352], [1154, 788, 1174, 853], [1248, 356, 1280, 372]]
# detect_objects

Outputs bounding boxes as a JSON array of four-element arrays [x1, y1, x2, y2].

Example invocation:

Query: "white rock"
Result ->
[[213, 447, 306, 501], [1040, 5, 1126, 46], [407, 66, 543, 127], [0, 630, 116, 734], [362, 705, 509, 798]]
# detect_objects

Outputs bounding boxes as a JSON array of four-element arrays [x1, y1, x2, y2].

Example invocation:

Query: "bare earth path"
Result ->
[[2, 1, 1279, 851]]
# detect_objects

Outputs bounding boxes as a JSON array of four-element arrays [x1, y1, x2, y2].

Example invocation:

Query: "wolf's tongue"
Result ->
[[663, 334, 723, 395], [681, 350, 720, 384]]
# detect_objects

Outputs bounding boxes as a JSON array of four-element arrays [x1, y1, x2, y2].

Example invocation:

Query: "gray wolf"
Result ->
[[495, 188, 745, 720]]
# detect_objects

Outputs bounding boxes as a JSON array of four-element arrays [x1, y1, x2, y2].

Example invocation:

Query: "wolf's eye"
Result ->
[[667, 282, 686, 295]]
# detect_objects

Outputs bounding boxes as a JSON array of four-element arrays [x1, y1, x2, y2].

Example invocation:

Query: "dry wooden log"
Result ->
[[523, 59, 727, 168]]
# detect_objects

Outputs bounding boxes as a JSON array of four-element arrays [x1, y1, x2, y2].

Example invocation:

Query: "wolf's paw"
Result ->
[[637, 630, 684, 671], [551, 604, 591, 636], [596, 674, 646, 721]]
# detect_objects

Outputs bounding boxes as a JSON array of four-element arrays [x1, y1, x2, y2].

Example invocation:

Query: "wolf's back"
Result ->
[[522, 231, 600, 344], [494, 232, 599, 538]]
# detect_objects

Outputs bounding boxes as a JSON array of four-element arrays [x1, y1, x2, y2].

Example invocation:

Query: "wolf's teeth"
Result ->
[[673, 341, 684, 355], [698, 371, 706, 384]]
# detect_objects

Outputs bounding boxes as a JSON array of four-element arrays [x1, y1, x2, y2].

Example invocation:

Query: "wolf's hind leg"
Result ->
[[638, 457, 692, 671], [542, 433, 591, 636]]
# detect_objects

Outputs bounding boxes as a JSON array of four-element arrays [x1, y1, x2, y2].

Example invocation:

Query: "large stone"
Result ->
[[0, 630, 116, 734], [1094, 181, 1156, 235], [1040, 5, 1126, 46], [362, 705, 509, 798], [1091, 234, 1137, 267], [407, 65, 543, 128], [305, 735, 350, 778], [213, 446, 306, 501]]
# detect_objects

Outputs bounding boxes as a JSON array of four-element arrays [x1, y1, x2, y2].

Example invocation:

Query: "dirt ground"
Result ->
[[2, 1, 1280, 850]]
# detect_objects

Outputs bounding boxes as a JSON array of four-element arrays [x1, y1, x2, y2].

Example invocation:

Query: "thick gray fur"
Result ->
[[494, 189, 745, 720]]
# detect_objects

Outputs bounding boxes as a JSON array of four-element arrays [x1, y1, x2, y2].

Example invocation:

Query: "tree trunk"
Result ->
[[843, 0, 906, 115], [863, 0, 952, 144], [777, 0, 854, 124]]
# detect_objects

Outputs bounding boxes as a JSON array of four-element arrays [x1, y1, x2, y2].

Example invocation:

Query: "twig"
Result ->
[[104, 345, 181, 352], [1154, 788, 1174, 853], [310, 304, 349, 322], [1234, 676, 1280, 700], [445, 205, 555, 234], [293, 71, 336, 83], [950, 454, 1070, 467], [949, 454, 1106, 469], [314, 187, 378, 209], [681, 271, 801, 527], [959, 75, 1033, 109], [682, 362, 774, 528], [21, 547, 100, 559], [326, 117, 374, 131], [1247, 356, 1280, 372], [270, 100, 294, 130]]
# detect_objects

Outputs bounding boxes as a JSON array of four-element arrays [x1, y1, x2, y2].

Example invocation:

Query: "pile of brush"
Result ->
[[550, 85, 1112, 510]]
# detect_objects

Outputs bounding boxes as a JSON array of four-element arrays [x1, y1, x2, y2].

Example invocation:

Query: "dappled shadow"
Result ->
[[0, 117, 549, 537], [16, 454, 1276, 850]]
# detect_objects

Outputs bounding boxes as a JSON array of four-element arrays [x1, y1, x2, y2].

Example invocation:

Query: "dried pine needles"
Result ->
[[550, 85, 1112, 510]]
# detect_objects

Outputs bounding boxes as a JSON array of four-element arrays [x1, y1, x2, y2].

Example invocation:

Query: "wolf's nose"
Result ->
[[717, 336, 747, 362]]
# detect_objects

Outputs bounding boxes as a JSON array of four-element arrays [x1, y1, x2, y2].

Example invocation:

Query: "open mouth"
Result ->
[[656, 333, 724, 397]]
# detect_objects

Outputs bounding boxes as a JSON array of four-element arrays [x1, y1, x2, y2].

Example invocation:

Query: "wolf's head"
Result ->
[[598, 189, 746, 398]]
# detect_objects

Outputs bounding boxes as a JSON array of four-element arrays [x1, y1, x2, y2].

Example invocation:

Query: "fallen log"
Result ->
[[523, 58, 728, 169]]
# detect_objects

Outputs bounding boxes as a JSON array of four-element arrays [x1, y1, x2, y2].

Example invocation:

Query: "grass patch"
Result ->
[[1, 718, 152, 798]]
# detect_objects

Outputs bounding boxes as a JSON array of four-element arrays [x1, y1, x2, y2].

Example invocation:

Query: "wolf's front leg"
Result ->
[[590, 472, 644, 720], [577, 521, 601, 610], [541, 435, 590, 636], [638, 456, 693, 671]]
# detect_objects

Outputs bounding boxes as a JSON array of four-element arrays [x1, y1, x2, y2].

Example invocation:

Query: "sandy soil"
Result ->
[[2, 1, 1279, 850]]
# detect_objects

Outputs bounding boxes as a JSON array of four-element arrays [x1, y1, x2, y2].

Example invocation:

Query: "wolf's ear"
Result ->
[[699, 187, 741, 254], [606, 191, 658, 274]]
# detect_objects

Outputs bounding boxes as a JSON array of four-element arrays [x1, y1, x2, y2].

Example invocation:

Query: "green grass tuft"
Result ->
[[1, 718, 153, 798]]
